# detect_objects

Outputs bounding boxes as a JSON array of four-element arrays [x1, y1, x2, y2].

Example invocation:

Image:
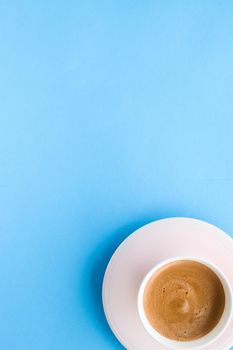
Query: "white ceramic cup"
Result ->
[[137, 256, 233, 350]]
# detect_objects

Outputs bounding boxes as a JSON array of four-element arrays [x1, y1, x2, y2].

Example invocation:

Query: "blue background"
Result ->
[[1, 1, 233, 349]]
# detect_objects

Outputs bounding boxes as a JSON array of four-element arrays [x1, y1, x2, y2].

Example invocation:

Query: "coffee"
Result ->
[[143, 260, 225, 341]]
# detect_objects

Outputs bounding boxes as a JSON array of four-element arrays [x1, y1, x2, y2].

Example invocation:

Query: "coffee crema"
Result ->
[[143, 260, 225, 341]]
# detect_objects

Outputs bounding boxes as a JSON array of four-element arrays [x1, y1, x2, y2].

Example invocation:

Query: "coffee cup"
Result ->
[[137, 256, 233, 349]]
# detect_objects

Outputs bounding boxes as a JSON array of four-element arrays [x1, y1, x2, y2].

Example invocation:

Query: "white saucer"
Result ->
[[102, 218, 233, 350]]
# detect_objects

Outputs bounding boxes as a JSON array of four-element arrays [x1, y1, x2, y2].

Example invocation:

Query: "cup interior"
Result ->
[[137, 256, 233, 350]]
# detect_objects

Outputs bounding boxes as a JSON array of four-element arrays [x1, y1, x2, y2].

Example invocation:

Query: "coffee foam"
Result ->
[[143, 260, 225, 341]]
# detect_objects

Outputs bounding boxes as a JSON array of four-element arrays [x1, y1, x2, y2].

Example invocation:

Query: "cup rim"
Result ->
[[137, 256, 233, 350]]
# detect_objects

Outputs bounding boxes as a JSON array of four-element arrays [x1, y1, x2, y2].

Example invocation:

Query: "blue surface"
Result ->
[[1, 1, 233, 349]]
